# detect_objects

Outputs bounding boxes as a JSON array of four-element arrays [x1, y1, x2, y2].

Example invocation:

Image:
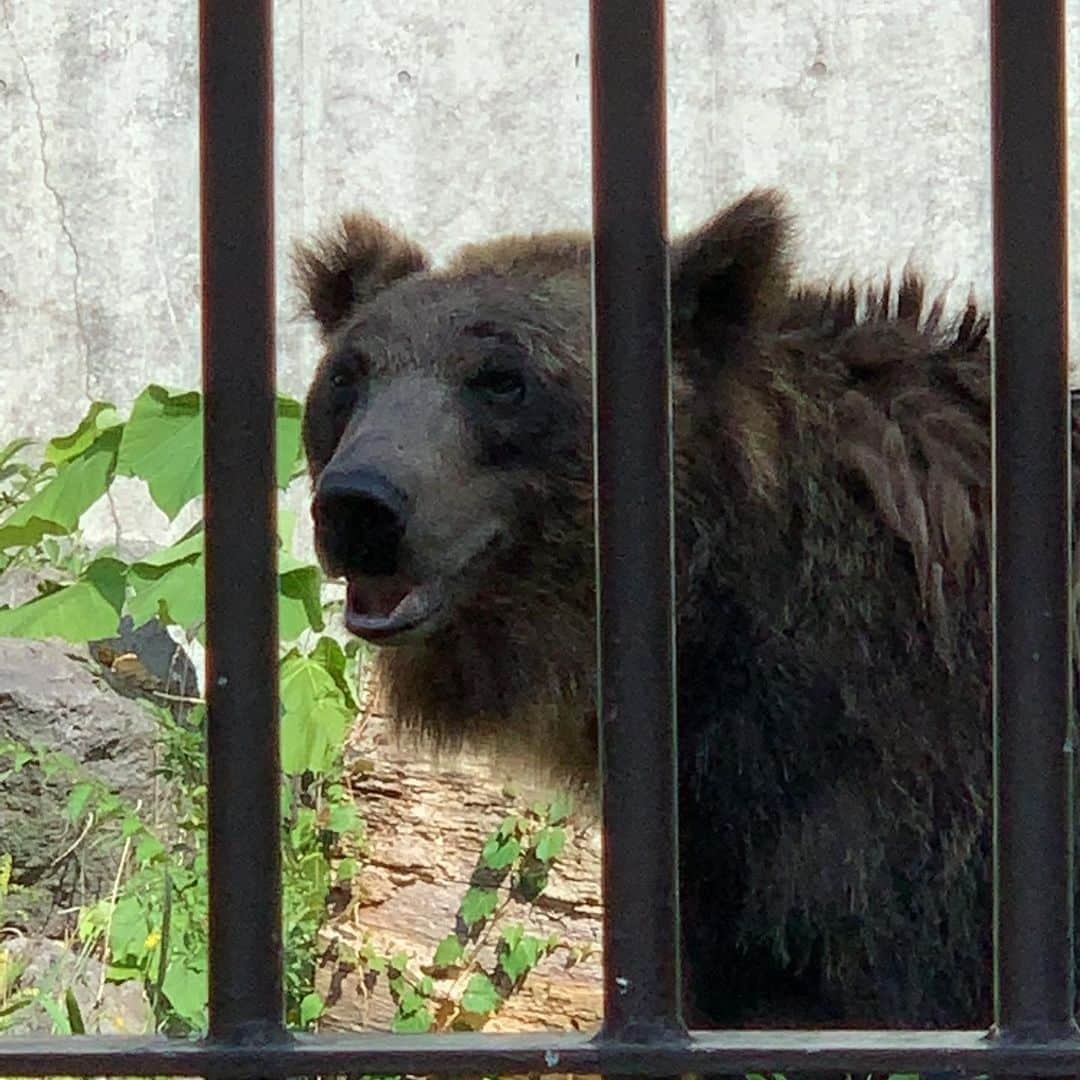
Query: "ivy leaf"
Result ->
[[459, 886, 498, 928], [460, 972, 500, 1015], [547, 791, 574, 825], [499, 934, 545, 983], [534, 826, 566, 863], [0, 427, 120, 550], [391, 1006, 433, 1033], [481, 836, 521, 871], [0, 557, 126, 642], [432, 934, 465, 968], [299, 992, 324, 1026]]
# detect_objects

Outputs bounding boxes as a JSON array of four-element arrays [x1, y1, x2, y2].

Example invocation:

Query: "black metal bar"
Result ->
[[990, 0, 1076, 1044], [14, 1030, 1080, 1078], [200, 0, 285, 1045], [590, 0, 684, 1046]]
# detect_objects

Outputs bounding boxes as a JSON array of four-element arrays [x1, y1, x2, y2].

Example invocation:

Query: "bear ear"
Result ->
[[291, 213, 430, 336], [670, 189, 791, 346]]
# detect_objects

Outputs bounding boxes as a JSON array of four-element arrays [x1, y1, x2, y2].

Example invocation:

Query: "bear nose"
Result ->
[[313, 466, 410, 577]]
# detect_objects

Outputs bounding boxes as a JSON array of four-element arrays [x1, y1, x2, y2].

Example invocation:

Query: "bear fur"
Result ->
[[295, 191, 1080, 1031]]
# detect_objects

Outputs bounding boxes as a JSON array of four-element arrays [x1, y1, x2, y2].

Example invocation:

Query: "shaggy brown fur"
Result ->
[[295, 191, 1080, 1034]]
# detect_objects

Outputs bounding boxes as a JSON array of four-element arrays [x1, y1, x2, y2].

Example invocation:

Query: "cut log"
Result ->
[[316, 707, 604, 1036]]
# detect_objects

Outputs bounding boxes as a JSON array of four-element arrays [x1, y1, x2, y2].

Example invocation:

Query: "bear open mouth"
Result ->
[[345, 574, 443, 642]]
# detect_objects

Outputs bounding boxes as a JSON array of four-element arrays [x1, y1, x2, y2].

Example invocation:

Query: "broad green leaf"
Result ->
[[433, 934, 465, 968], [307, 635, 358, 713], [116, 386, 202, 518], [45, 402, 122, 465], [460, 972, 500, 1015], [0, 428, 120, 550], [108, 895, 149, 961], [335, 857, 358, 882], [279, 556, 324, 640], [0, 557, 126, 641], [280, 652, 354, 775], [161, 957, 208, 1027], [500, 924, 523, 950], [459, 886, 498, 928], [127, 544, 204, 632]]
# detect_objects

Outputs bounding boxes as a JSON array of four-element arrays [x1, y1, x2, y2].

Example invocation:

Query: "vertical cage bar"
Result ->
[[200, 0, 285, 1043], [990, 0, 1075, 1042], [590, 0, 684, 1044]]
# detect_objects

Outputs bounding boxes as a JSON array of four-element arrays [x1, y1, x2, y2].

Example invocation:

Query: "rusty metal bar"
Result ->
[[200, 0, 286, 1045], [990, 0, 1076, 1044], [11, 1030, 1080, 1078], [590, 0, 684, 1046]]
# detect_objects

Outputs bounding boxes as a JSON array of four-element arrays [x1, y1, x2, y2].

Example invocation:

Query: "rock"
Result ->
[[0, 935, 152, 1035], [0, 637, 164, 935]]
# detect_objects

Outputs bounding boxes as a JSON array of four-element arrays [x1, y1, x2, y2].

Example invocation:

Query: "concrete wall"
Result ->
[[2, 1, 1078, 549]]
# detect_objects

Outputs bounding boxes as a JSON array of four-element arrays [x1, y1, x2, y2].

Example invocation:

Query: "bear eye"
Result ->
[[467, 366, 526, 405]]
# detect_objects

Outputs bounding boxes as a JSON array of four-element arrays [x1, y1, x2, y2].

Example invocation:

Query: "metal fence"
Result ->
[[1, 0, 1077, 1075]]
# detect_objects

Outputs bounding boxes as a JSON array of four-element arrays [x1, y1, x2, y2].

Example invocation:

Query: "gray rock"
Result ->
[[0, 935, 152, 1035], [0, 636, 164, 934]]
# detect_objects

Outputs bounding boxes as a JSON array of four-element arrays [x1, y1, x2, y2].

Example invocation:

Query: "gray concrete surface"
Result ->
[[2, 1, 1078, 549]]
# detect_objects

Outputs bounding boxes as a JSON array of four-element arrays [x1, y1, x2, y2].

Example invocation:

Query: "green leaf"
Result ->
[[499, 935, 545, 983], [496, 815, 522, 840], [135, 835, 165, 865], [127, 533, 204, 630], [500, 924, 523, 950], [299, 991, 324, 1026], [459, 886, 498, 928], [433, 934, 465, 968], [547, 791, 574, 825], [0, 427, 120, 550], [108, 895, 149, 961], [64, 988, 86, 1034], [45, 402, 123, 465], [481, 836, 521, 871], [391, 1006, 433, 1033], [0, 557, 126, 642], [328, 801, 358, 835], [335, 857, 357, 883], [280, 651, 355, 775], [65, 782, 95, 823], [534, 826, 566, 864], [0, 437, 34, 470], [279, 554, 325, 640], [306, 635, 358, 713], [116, 386, 202, 519], [275, 394, 305, 488], [161, 958, 208, 1027], [460, 972, 500, 1015]]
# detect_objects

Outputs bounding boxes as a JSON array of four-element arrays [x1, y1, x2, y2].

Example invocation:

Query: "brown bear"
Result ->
[[294, 191, 1080, 1031]]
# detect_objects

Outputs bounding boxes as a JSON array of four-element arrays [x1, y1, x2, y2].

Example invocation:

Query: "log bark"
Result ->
[[316, 706, 604, 1036]]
